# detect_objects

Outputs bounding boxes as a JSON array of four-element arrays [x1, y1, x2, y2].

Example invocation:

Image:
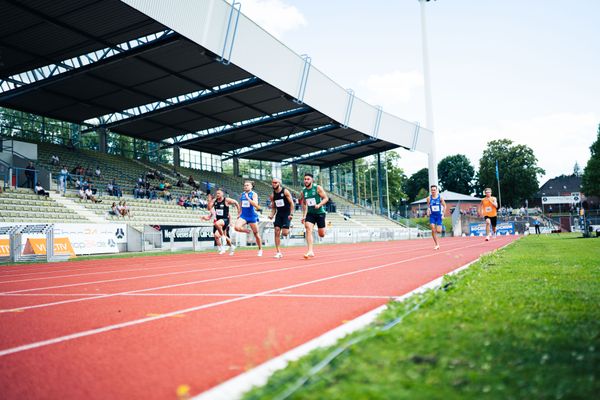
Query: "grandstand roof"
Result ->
[[0, 0, 432, 166]]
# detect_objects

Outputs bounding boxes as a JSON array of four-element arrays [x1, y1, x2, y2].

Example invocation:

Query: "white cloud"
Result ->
[[237, 0, 307, 39], [358, 70, 424, 111], [437, 112, 599, 183]]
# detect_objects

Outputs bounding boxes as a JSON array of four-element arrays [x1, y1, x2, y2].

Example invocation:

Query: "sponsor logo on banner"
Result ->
[[0, 239, 9, 257], [53, 224, 128, 255], [469, 222, 515, 236], [541, 195, 581, 204], [156, 225, 215, 242], [23, 238, 75, 256]]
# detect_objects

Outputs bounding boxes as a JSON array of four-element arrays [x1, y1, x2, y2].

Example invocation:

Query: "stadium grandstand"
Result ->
[[0, 0, 434, 258]]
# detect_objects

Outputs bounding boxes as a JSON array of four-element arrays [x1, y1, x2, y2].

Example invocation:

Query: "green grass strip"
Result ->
[[243, 234, 600, 399]]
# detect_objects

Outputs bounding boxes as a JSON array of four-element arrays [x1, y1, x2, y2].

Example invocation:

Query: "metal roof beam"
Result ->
[[223, 123, 339, 161], [90, 77, 263, 128], [167, 107, 312, 148], [281, 138, 378, 166], [0, 30, 177, 97]]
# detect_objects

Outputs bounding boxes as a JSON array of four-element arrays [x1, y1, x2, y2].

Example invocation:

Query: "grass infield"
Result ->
[[243, 234, 600, 400]]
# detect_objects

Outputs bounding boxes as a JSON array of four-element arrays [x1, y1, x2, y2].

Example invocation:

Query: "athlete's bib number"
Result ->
[[431, 205, 440, 212], [485, 206, 492, 212], [306, 198, 317, 207], [216, 209, 224, 216], [242, 200, 250, 208], [275, 199, 285, 207]]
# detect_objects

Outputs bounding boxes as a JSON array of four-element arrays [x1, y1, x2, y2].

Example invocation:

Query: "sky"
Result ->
[[235, 0, 600, 183]]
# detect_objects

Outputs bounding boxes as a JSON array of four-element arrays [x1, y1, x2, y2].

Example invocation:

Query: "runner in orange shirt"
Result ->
[[479, 187, 498, 241]]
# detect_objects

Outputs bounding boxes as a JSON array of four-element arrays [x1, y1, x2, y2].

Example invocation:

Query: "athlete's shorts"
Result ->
[[213, 218, 229, 234], [429, 214, 443, 226], [484, 216, 497, 228], [274, 213, 291, 229], [305, 213, 326, 229], [240, 215, 259, 224]]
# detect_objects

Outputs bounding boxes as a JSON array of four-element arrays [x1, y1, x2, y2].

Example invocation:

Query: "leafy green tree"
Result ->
[[437, 154, 474, 194], [477, 139, 545, 207], [406, 168, 429, 202], [383, 152, 407, 211], [582, 124, 600, 197]]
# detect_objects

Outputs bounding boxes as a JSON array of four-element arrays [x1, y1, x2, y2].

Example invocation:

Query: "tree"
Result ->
[[477, 139, 545, 207], [437, 154, 474, 194], [383, 152, 407, 210], [573, 161, 582, 177], [582, 124, 600, 197], [406, 168, 429, 202]]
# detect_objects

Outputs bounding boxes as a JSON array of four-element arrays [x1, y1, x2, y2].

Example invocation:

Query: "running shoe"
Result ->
[[303, 251, 315, 259], [274, 252, 283, 259], [229, 244, 236, 256], [218, 248, 227, 255], [485, 235, 490, 241], [434, 245, 440, 250], [257, 249, 263, 257]]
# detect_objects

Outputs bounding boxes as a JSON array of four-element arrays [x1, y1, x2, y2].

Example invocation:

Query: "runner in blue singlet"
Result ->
[[427, 184, 447, 250], [233, 180, 263, 256]]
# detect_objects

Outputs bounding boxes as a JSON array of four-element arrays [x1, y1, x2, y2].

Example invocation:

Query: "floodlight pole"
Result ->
[[419, 0, 438, 188]]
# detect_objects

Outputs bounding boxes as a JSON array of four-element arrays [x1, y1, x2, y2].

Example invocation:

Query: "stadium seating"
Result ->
[[0, 189, 88, 223]]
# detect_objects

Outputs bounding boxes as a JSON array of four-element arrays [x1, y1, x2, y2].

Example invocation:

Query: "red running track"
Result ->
[[0, 236, 515, 399]]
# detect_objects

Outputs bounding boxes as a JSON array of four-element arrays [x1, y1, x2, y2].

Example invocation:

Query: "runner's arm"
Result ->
[[247, 191, 260, 209], [426, 197, 431, 216], [300, 192, 307, 221], [441, 198, 447, 214], [226, 198, 241, 215], [285, 189, 294, 219], [315, 185, 329, 209], [269, 193, 275, 219]]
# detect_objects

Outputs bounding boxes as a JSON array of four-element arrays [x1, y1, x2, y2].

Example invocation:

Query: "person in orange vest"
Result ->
[[479, 188, 498, 241]]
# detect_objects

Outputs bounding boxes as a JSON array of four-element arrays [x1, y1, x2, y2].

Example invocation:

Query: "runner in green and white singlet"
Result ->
[[299, 172, 329, 259]]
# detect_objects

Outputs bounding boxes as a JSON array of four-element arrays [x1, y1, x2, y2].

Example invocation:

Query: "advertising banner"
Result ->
[[156, 225, 214, 242], [469, 221, 515, 236], [53, 223, 127, 255]]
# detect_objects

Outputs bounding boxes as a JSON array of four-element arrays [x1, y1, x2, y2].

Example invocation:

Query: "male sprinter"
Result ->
[[234, 181, 263, 256], [202, 189, 240, 255], [299, 173, 329, 259], [269, 178, 294, 259], [426, 185, 446, 250], [479, 187, 498, 241]]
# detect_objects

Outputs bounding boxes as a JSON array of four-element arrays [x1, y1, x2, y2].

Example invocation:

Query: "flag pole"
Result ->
[[496, 160, 502, 209]]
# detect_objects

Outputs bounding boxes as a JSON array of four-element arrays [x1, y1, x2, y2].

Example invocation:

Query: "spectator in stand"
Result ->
[[85, 166, 93, 178], [183, 196, 192, 208], [176, 178, 183, 187], [59, 165, 69, 194], [107, 181, 114, 196], [121, 201, 132, 218], [67, 138, 75, 151], [148, 187, 157, 200], [34, 182, 49, 197], [190, 196, 200, 209], [95, 166, 101, 178], [177, 196, 186, 207], [188, 175, 199, 189], [50, 154, 60, 166], [108, 202, 120, 217], [199, 197, 207, 209], [85, 187, 101, 203], [78, 187, 86, 201], [137, 175, 144, 186], [158, 181, 166, 191], [112, 180, 122, 197], [146, 170, 155, 180], [24, 162, 36, 189], [134, 183, 144, 199]]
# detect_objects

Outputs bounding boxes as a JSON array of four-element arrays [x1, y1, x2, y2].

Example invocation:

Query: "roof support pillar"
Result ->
[[233, 157, 240, 177], [377, 152, 384, 215], [352, 159, 358, 204], [98, 127, 107, 154], [173, 146, 181, 167], [329, 167, 334, 193], [292, 164, 298, 187]]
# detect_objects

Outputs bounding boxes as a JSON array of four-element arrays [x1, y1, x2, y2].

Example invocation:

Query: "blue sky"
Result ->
[[239, 0, 600, 183]]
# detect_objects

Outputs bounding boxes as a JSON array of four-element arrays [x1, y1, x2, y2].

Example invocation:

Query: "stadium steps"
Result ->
[[0, 189, 89, 223], [50, 192, 104, 223]]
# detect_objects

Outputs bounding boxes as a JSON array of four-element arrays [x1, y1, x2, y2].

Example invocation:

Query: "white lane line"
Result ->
[[0, 240, 421, 281], [0, 241, 415, 293], [0, 292, 393, 299], [0, 240, 471, 312], [0, 240, 493, 357], [192, 239, 517, 400]]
